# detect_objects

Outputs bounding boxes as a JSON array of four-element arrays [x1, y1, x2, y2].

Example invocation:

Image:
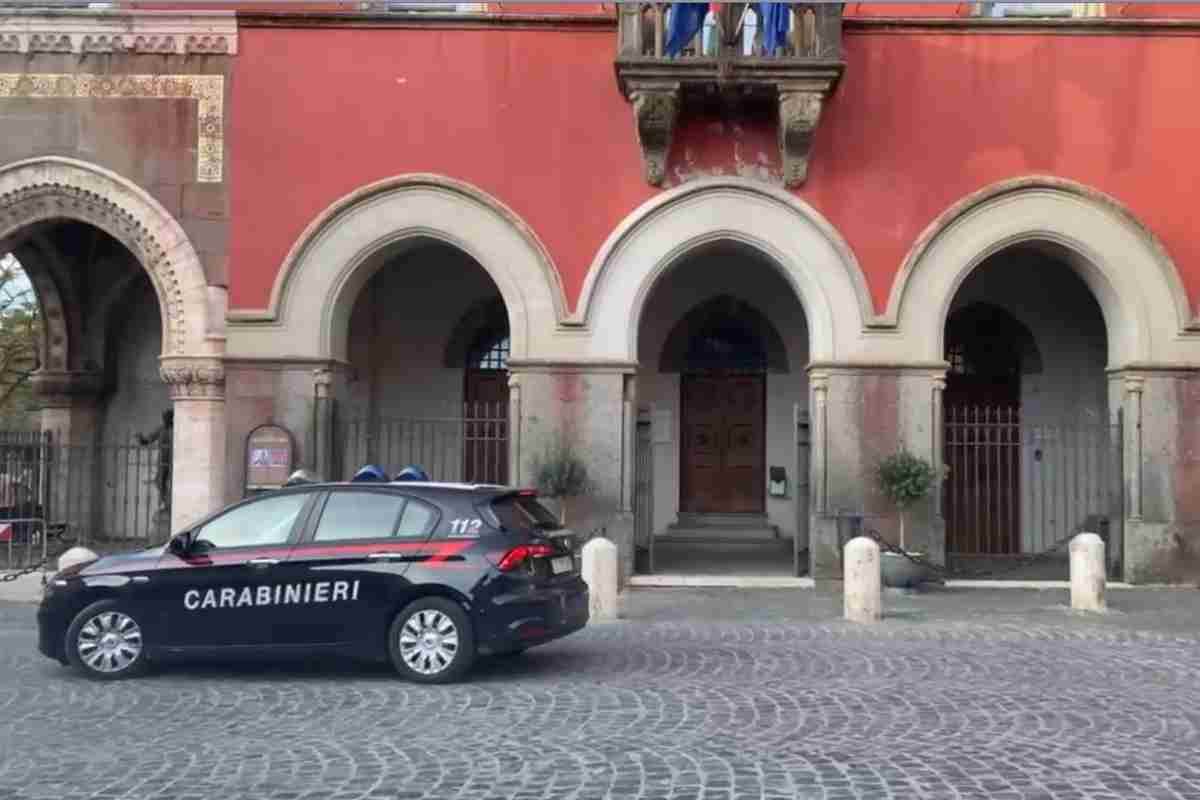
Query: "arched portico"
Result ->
[[225, 175, 569, 491], [888, 177, 1196, 369], [888, 177, 1200, 583], [0, 156, 225, 533], [573, 179, 869, 580], [575, 177, 871, 365], [226, 174, 567, 364]]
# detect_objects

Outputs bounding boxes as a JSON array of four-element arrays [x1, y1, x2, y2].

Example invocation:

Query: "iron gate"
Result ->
[[332, 403, 509, 484], [943, 405, 1123, 573], [634, 419, 654, 572]]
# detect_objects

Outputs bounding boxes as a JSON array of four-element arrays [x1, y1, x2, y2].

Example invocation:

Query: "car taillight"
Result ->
[[495, 544, 555, 572]]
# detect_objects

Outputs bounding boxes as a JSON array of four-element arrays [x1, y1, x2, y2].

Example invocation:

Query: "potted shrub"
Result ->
[[530, 435, 590, 528], [874, 449, 939, 588]]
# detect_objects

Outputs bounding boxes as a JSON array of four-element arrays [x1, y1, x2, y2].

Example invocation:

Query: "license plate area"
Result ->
[[550, 556, 574, 574]]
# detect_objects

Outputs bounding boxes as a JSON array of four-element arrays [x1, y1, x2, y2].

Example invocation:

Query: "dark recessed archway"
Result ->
[[659, 294, 789, 374]]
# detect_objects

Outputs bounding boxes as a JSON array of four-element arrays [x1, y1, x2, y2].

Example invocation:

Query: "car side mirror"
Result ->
[[167, 532, 191, 557]]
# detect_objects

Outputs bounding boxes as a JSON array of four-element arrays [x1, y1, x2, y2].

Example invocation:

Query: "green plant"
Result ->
[[875, 449, 939, 551], [530, 435, 589, 525]]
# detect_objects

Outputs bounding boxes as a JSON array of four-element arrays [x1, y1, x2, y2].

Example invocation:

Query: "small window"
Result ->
[[395, 499, 438, 539], [314, 490, 406, 542], [195, 492, 310, 550], [467, 329, 510, 371]]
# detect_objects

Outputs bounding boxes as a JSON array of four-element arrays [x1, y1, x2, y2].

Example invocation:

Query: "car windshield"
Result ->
[[490, 495, 563, 532]]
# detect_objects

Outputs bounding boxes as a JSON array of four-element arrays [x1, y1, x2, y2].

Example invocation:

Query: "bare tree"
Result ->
[[0, 254, 40, 427]]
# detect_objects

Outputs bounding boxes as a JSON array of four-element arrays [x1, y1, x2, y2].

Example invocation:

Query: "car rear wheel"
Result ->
[[388, 597, 475, 684], [64, 599, 148, 680]]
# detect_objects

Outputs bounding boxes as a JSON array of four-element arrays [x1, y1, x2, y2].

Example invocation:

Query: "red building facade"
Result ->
[[3, 2, 1200, 583]]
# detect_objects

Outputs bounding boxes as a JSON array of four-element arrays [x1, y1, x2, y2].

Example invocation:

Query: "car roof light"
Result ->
[[351, 464, 388, 483]]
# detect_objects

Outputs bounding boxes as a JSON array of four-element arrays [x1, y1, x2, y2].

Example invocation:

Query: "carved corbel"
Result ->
[[778, 86, 825, 187], [628, 81, 680, 187]]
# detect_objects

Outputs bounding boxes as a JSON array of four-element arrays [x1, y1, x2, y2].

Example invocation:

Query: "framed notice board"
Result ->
[[245, 424, 294, 493]]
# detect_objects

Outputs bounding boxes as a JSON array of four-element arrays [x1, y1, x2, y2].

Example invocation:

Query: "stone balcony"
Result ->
[[615, 2, 845, 187]]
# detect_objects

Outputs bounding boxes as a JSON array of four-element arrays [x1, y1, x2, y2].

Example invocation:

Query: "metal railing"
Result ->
[[943, 405, 1122, 558], [334, 403, 509, 485], [618, 2, 842, 61], [0, 430, 169, 568]]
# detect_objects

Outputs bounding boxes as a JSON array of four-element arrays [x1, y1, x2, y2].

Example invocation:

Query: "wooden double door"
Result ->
[[680, 374, 765, 514]]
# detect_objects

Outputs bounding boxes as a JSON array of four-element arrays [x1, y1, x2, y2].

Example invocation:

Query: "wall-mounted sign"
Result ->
[[245, 425, 294, 492]]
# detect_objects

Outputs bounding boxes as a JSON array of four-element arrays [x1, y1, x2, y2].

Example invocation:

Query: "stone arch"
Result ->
[[228, 174, 568, 363], [575, 177, 870, 364], [0, 156, 214, 358], [887, 176, 1196, 368]]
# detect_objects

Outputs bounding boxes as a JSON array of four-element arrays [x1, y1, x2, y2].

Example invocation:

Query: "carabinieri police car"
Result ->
[[37, 468, 589, 683]]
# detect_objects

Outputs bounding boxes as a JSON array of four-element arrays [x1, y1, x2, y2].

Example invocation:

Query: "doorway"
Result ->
[[680, 374, 766, 513]]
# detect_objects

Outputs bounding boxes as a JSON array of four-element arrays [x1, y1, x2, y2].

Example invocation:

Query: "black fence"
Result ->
[[0, 430, 170, 569]]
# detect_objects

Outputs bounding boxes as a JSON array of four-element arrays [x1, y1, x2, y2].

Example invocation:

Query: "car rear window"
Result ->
[[489, 495, 562, 532]]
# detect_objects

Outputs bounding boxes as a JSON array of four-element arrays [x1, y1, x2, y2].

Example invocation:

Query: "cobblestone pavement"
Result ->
[[2, 587, 1200, 800]]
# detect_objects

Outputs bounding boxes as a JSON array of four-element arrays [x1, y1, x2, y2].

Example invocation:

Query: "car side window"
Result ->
[[193, 491, 310, 550], [395, 498, 438, 539], [313, 490, 406, 542]]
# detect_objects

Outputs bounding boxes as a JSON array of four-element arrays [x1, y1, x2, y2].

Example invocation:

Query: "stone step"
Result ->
[[672, 513, 772, 530], [656, 528, 782, 544]]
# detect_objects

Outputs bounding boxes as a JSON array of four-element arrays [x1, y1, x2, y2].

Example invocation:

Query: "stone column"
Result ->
[[807, 363, 946, 582], [1109, 367, 1200, 584], [160, 357, 226, 533], [507, 372, 522, 486], [31, 370, 104, 445], [508, 360, 635, 582], [30, 370, 103, 541], [312, 366, 334, 481], [1123, 375, 1144, 522]]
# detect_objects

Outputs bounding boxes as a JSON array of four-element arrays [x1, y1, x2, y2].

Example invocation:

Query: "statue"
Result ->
[[136, 409, 173, 511]]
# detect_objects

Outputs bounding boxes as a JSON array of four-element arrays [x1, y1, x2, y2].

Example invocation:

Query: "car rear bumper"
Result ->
[[479, 578, 589, 654]]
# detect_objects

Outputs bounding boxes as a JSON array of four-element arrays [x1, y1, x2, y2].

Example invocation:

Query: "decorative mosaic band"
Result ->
[[0, 73, 224, 183]]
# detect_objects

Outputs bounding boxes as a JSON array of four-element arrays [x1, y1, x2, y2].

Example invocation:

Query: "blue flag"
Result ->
[[757, 2, 791, 55], [665, 2, 707, 57]]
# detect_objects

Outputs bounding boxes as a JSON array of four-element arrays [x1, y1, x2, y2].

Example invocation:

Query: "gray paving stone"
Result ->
[[2, 589, 1200, 799]]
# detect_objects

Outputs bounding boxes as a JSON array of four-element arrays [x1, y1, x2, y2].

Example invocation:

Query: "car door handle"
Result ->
[[367, 553, 396, 561], [248, 558, 280, 567]]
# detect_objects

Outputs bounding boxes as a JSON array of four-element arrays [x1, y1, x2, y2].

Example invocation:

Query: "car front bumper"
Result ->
[[36, 600, 69, 663]]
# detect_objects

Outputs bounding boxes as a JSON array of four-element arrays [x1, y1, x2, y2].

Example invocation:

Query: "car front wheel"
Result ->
[[64, 599, 148, 680], [388, 597, 475, 684]]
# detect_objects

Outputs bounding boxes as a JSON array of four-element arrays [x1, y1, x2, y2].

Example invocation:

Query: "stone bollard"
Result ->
[[581, 536, 619, 622], [1069, 532, 1106, 612], [844, 536, 882, 624], [57, 546, 99, 573]]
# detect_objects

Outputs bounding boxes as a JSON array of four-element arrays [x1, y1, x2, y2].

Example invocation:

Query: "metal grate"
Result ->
[[943, 405, 1122, 558], [334, 403, 509, 485]]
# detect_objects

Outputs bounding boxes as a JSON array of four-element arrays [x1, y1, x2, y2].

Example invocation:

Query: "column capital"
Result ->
[[160, 356, 225, 400], [30, 369, 103, 408], [312, 366, 335, 399]]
